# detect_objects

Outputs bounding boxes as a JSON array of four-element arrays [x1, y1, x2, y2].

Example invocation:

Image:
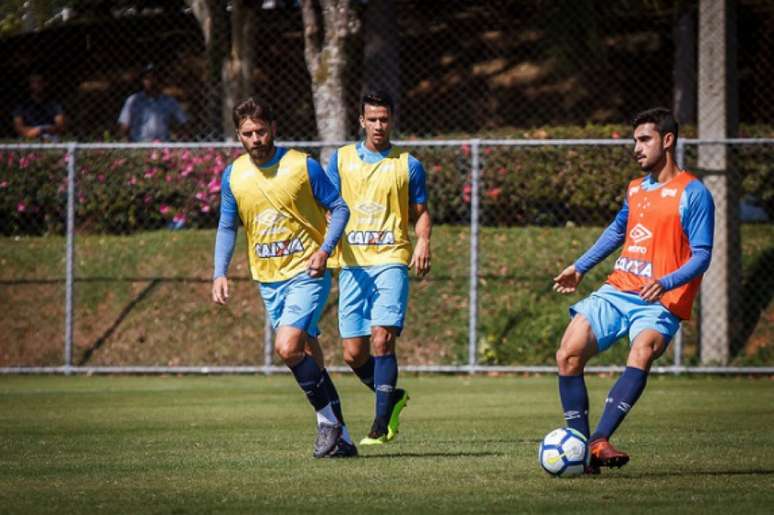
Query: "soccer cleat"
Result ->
[[326, 437, 359, 458], [589, 437, 630, 468], [313, 422, 342, 458], [386, 388, 409, 441], [359, 419, 389, 446]]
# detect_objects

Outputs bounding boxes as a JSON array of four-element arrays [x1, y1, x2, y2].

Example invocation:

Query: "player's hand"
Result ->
[[212, 276, 229, 304], [553, 265, 583, 294], [409, 237, 431, 277], [307, 249, 329, 278], [639, 279, 665, 302]]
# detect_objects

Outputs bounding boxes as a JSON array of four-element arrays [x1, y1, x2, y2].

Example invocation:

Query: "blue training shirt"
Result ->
[[574, 174, 714, 291], [213, 147, 349, 279], [325, 141, 428, 205]]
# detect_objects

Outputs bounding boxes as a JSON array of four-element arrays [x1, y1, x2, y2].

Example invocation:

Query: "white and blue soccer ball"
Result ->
[[538, 427, 588, 477]]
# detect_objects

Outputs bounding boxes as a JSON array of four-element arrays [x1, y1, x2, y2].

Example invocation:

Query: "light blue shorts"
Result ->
[[569, 284, 681, 352], [258, 271, 332, 337], [338, 265, 409, 338]]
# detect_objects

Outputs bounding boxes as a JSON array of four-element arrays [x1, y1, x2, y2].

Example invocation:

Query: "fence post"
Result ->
[[468, 139, 480, 374], [64, 142, 76, 375], [263, 313, 273, 374], [673, 139, 686, 372]]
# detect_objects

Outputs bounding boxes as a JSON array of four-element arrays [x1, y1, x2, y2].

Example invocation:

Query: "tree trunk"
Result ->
[[188, 0, 229, 139], [301, 0, 350, 163], [363, 0, 400, 130], [221, 0, 258, 138], [673, 2, 697, 125]]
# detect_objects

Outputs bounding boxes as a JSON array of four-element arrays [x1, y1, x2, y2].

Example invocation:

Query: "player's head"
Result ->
[[360, 90, 394, 151], [28, 72, 46, 98], [140, 64, 160, 94], [233, 97, 277, 164], [632, 107, 679, 172]]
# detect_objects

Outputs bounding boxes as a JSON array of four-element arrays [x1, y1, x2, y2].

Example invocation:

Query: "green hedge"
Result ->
[[2, 124, 772, 235]]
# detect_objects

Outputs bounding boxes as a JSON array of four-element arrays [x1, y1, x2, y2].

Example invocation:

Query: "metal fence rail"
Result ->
[[1, 138, 772, 375]]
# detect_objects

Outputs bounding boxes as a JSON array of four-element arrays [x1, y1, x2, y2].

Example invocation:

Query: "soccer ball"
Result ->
[[538, 427, 588, 477]]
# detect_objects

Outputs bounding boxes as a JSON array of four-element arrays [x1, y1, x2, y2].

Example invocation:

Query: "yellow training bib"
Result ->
[[334, 144, 412, 268], [229, 149, 327, 282]]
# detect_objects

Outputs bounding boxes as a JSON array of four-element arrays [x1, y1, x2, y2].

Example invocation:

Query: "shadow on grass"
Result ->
[[618, 468, 774, 479], [360, 451, 502, 459]]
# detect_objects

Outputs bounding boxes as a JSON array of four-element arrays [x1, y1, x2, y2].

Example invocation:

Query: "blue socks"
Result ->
[[352, 356, 376, 391], [374, 354, 398, 422], [321, 369, 345, 425], [558, 374, 590, 439], [289, 355, 330, 412], [590, 366, 648, 442]]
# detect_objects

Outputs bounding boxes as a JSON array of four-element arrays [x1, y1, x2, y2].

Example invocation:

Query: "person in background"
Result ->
[[13, 73, 66, 142], [118, 64, 188, 142]]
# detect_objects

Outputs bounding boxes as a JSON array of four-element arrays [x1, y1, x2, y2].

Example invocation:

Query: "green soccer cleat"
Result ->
[[359, 419, 389, 446], [386, 388, 409, 441]]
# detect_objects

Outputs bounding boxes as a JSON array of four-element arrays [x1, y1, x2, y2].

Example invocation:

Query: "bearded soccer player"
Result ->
[[212, 97, 356, 458], [552, 107, 714, 472], [325, 91, 432, 445]]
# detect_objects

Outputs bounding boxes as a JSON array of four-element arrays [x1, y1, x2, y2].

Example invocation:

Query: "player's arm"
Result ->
[[212, 165, 238, 304], [554, 197, 629, 294], [307, 157, 350, 277], [50, 103, 66, 135], [117, 96, 133, 139], [407, 155, 432, 277], [641, 182, 715, 302], [13, 114, 40, 139]]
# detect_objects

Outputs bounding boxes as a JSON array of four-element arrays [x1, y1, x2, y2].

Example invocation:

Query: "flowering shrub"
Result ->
[[1, 124, 772, 235]]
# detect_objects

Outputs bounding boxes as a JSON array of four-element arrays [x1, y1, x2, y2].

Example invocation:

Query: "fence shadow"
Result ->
[[737, 247, 774, 356]]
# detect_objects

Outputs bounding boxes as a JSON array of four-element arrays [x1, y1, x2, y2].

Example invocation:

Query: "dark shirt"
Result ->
[[13, 99, 63, 128]]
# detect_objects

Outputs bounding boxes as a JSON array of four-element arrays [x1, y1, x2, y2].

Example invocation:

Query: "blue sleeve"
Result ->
[[308, 157, 349, 255], [213, 164, 238, 279], [408, 154, 428, 205], [658, 181, 715, 290], [324, 149, 341, 192], [574, 197, 629, 274]]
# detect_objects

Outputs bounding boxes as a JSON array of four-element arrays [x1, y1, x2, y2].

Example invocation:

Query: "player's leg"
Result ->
[[556, 314, 598, 439], [338, 268, 376, 391], [271, 271, 346, 458], [362, 266, 410, 445]]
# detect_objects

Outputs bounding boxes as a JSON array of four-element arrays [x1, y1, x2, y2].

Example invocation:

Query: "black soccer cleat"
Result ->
[[326, 437, 359, 458], [313, 422, 342, 458]]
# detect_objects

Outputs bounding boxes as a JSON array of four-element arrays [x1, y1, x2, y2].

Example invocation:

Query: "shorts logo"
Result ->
[[613, 256, 653, 278], [661, 187, 678, 198], [255, 237, 304, 258], [347, 230, 395, 246], [628, 223, 653, 244]]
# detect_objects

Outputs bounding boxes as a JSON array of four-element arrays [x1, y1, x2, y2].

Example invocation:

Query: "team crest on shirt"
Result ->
[[256, 209, 289, 235], [661, 187, 678, 198], [355, 201, 386, 224], [629, 185, 641, 196]]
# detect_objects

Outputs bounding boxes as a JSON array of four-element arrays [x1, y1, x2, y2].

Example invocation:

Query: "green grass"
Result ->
[[1, 375, 772, 514], [1, 224, 772, 367]]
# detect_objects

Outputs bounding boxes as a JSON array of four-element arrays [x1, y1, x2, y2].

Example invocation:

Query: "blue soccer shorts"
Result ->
[[338, 264, 410, 338], [569, 283, 681, 352], [258, 270, 332, 337]]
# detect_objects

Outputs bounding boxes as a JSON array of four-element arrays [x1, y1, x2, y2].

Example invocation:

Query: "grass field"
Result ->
[[1, 375, 773, 514], [2, 224, 772, 368]]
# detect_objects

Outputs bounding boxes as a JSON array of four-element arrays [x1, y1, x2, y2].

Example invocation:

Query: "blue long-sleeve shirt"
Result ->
[[325, 141, 428, 205], [213, 147, 349, 279], [574, 175, 714, 291]]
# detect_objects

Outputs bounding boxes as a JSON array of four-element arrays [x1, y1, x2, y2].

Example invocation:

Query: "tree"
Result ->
[[363, 0, 399, 130], [300, 0, 351, 160]]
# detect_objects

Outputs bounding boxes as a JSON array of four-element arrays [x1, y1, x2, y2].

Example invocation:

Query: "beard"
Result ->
[[249, 144, 274, 163]]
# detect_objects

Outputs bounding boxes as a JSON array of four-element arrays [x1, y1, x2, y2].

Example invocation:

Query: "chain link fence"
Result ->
[[1, 1, 773, 142], [1, 139, 771, 373]]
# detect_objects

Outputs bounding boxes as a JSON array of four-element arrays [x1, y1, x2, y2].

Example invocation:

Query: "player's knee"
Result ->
[[628, 343, 656, 369], [275, 339, 304, 366], [343, 347, 366, 368], [370, 328, 395, 356], [556, 347, 584, 375]]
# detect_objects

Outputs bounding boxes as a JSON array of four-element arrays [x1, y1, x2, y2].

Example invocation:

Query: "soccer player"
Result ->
[[552, 107, 714, 472], [325, 90, 432, 445], [212, 97, 356, 458]]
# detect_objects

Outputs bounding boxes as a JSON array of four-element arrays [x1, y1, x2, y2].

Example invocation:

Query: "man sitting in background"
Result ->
[[118, 64, 188, 142], [13, 73, 66, 142]]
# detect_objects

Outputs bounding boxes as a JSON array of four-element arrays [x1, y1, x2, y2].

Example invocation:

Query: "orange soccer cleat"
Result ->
[[589, 437, 630, 469]]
